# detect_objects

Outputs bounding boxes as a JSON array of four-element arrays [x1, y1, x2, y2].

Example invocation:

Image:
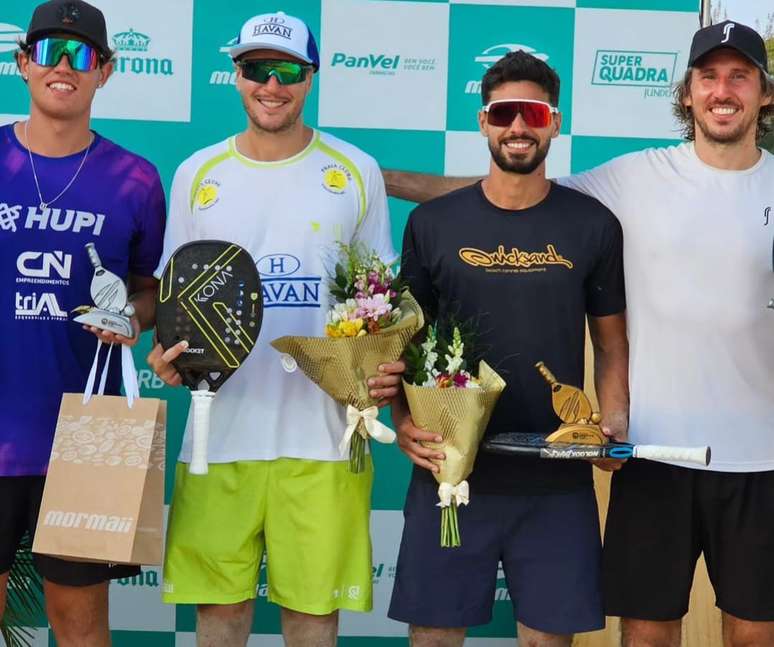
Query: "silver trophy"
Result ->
[[72, 243, 136, 337]]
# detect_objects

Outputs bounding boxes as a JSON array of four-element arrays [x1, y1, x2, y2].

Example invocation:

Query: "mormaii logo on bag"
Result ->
[[43, 510, 134, 533]]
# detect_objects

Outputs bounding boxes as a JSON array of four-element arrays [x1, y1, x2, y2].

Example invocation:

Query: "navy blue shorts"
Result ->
[[388, 469, 604, 634]]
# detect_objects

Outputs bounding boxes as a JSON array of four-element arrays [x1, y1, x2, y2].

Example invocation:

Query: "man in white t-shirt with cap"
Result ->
[[383, 19, 774, 647], [147, 11, 402, 646]]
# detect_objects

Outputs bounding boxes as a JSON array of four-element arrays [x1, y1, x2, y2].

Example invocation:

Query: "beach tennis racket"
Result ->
[[482, 432, 711, 466], [156, 241, 263, 474]]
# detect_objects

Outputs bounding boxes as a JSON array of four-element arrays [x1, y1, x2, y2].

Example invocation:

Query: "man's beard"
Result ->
[[243, 96, 301, 134], [489, 136, 551, 175], [693, 103, 754, 145]]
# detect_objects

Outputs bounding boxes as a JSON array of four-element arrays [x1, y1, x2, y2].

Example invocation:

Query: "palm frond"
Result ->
[[1, 534, 44, 647]]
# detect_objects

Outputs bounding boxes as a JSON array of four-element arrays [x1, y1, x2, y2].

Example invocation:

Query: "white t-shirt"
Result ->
[[559, 143, 774, 472], [156, 130, 396, 463]]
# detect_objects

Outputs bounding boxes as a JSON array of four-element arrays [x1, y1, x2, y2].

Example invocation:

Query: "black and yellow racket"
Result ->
[[156, 241, 263, 474]]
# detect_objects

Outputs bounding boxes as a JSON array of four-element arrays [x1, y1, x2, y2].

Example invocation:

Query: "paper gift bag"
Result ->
[[33, 392, 166, 565]]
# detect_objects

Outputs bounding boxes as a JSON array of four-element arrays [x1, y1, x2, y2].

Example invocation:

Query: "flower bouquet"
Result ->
[[271, 243, 423, 472], [403, 323, 506, 547]]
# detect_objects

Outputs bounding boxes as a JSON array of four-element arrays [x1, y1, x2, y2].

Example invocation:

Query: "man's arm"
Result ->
[[381, 169, 479, 203], [588, 312, 629, 442]]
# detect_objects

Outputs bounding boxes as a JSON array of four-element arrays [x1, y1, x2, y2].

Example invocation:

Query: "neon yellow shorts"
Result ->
[[162, 457, 374, 614]]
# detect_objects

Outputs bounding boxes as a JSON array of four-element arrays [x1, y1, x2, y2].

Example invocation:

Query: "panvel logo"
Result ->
[[322, 164, 350, 195], [466, 44, 548, 95], [195, 179, 221, 210], [459, 244, 573, 273], [1, 204, 106, 236], [593, 50, 678, 98], [16, 250, 72, 285], [112, 28, 173, 76], [257, 253, 321, 309], [15, 292, 67, 321], [43, 510, 134, 533], [330, 51, 437, 77]]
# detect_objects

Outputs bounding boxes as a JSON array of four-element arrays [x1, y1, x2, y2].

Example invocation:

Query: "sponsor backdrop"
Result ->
[[0, 0, 697, 644]]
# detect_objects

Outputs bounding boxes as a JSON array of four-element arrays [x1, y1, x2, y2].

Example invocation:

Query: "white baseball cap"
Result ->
[[229, 11, 320, 69]]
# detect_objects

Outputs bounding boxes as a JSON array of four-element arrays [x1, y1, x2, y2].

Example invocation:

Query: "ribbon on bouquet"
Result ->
[[339, 404, 396, 457], [437, 481, 470, 508]]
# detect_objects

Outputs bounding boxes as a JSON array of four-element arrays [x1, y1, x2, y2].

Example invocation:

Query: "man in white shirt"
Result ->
[[383, 20, 774, 647], [147, 11, 402, 647]]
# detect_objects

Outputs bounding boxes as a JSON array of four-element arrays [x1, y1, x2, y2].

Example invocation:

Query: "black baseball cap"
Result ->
[[688, 20, 769, 74], [26, 0, 111, 59]]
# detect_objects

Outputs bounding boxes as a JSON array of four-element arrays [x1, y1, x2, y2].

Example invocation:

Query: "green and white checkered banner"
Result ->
[[0, 0, 697, 644]]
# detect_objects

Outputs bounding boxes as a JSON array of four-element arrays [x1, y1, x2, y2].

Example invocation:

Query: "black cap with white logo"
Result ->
[[688, 20, 769, 74], [26, 0, 111, 59]]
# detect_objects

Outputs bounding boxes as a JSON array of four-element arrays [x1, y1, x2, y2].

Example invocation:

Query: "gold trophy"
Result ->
[[535, 361, 606, 444]]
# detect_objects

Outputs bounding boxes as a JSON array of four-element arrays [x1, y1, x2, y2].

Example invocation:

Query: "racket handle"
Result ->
[[535, 361, 557, 386], [85, 242, 102, 270], [189, 390, 215, 475], [632, 444, 711, 466]]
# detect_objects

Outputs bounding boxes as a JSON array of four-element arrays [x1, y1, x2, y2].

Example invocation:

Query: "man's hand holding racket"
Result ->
[[146, 341, 188, 387], [592, 409, 629, 473]]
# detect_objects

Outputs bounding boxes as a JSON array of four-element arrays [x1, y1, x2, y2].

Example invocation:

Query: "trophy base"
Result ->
[[74, 309, 134, 338], [545, 424, 607, 445]]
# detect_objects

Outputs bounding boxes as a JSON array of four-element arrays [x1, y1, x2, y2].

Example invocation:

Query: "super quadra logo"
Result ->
[[592, 50, 677, 98], [459, 244, 573, 273], [112, 28, 173, 76]]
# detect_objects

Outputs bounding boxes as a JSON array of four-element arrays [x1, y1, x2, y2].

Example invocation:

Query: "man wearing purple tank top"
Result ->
[[0, 1, 165, 644]]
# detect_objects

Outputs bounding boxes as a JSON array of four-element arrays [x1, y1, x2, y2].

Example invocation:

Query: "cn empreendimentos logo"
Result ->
[[465, 44, 548, 95], [592, 50, 677, 98]]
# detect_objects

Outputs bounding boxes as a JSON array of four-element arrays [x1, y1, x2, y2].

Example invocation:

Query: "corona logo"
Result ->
[[112, 28, 151, 52]]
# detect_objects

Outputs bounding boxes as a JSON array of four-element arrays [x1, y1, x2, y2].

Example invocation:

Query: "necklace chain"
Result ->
[[24, 120, 93, 211]]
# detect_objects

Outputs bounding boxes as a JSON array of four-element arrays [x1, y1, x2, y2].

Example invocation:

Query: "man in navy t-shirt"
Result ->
[[0, 1, 165, 643], [388, 51, 628, 646]]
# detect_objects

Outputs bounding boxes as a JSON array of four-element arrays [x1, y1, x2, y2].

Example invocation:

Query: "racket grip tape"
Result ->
[[189, 390, 216, 475], [632, 444, 711, 466]]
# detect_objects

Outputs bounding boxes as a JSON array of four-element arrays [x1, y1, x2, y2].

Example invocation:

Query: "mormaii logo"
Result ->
[[0, 22, 23, 78], [43, 510, 134, 533], [210, 37, 238, 86], [466, 44, 548, 95]]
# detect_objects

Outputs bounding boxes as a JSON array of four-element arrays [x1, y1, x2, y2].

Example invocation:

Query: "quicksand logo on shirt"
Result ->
[[459, 244, 574, 273], [257, 253, 321, 308], [0, 203, 106, 235]]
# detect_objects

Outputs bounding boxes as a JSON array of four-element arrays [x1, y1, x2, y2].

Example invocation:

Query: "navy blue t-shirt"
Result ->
[[401, 181, 625, 494], [0, 124, 166, 476]]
